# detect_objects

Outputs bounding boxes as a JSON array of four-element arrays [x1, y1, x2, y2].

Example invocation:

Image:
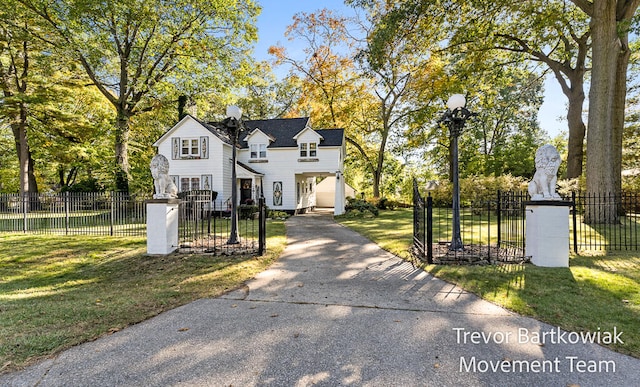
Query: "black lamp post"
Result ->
[[224, 105, 243, 245], [440, 94, 475, 251]]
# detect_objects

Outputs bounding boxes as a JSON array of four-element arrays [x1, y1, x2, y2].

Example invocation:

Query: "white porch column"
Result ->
[[146, 199, 179, 255], [334, 171, 345, 216]]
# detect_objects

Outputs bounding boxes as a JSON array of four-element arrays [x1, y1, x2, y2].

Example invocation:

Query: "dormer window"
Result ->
[[251, 143, 267, 159], [300, 142, 317, 158]]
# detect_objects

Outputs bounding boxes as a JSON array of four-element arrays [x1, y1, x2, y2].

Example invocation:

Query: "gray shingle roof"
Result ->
[[197, 116, 344, 149], [241, 117, 344, 149]]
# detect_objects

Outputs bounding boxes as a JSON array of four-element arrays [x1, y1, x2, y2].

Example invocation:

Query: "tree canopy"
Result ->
[[1, 0, 639, 209], [16, 0, 260, 191]]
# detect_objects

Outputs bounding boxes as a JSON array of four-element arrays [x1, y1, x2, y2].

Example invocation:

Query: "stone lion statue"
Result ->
[[150, 154, 178, 199], [528, 144, 562, 200]]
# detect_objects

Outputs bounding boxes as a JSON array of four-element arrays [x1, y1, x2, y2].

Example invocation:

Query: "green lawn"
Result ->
[[337, 208, 640, 358], [0, 220, 286, 374]]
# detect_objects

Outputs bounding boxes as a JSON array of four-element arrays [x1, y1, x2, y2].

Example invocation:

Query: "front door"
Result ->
[[240, 179, 252, 204]]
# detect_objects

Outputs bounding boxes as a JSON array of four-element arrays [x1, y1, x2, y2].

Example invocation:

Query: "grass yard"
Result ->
[[0, 220, 286, 374], [337, 208, 640, 358]]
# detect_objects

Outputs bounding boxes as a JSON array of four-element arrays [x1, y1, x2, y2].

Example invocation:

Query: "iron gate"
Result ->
[[412, 181, 526, 263], [178, 190, 266, 255]]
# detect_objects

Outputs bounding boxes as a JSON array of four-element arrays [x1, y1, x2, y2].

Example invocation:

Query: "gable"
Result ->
[[153, 114, 232, 148], [293, 127, 324, 144], [242, 128, 274, 145]]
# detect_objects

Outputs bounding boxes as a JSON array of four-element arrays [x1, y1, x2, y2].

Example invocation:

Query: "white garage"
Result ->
[[316, 176, 356, 208]]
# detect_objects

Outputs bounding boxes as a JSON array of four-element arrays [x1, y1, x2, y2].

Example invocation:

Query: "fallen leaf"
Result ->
[[270, 314, 279, 318], [178, 327, 189, 332]]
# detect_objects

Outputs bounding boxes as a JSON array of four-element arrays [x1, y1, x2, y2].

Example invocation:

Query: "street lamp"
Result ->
[[440, 94, 475, 251], [224, 105, 243, 245]]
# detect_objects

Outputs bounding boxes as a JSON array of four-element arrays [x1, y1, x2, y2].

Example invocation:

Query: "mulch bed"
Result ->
[[420, 243, 531, 265], [178, 235, 259, 255]]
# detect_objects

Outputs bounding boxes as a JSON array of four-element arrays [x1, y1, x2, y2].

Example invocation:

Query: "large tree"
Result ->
[[19, 0, 259, 191], [484, 1, 590, 179], [354, 2, 449, 197], [272, 7, 449, 197], [569, 0, 639, 223], [0, 1, 41, 196], [358, 0, 591, 179]]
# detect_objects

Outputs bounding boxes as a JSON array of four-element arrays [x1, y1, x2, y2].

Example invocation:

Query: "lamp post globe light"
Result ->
[[440, 94, 475, 251], [225, 105, 243, 245]]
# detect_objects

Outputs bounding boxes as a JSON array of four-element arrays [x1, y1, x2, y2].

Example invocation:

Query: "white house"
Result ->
[[153, 115, 347, 215]]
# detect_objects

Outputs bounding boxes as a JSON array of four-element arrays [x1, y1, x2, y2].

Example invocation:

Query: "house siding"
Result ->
[[157, 118, 229, 197], [155, 115, 345, 212]]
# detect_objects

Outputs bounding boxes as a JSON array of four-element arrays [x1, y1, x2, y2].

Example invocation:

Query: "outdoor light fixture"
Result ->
[[224, 105, 244, 245], [439, 94, 476, 251], [226, 105, 242, 121]]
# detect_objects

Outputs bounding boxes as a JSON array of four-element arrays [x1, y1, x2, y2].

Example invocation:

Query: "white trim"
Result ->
[[153, 115, 196, 147], [243, 128, 275, 143], [292, 126, 324, 141]]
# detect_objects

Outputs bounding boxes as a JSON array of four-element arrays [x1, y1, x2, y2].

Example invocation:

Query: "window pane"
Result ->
[[300, 143, 307, 157], [180, 178, 189, 191], [259, 144, 267, 158], [181, 140, 189, 155], [250, 144, 257, 158], [191, 139, 198, 155], [310, 143, 317, 157]]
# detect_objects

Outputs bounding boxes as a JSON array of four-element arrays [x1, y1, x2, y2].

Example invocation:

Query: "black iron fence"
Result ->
[[412, 183, 526, 264], [0, 190, 268, 256], [571, 191, 640, 251], [177, 190, 266, 255], [412, 185, 640, 263], [0, 192, 147, 236]]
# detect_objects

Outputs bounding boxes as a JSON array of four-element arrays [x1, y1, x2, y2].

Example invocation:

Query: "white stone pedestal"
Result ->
[[525, 201, 571, 267], [146, 199, 179, 255]]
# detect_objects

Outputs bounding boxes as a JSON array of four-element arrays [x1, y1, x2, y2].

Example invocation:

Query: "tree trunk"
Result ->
[[372, 170, 381, 198], [584, 1, 618, 224], [612, 29, 631, 197], [10, 104, 40, 210], [18, 115, 29, 197], [114, 108, 131, 192], [564, 78, 586, 179], [10, 102, 38, 196]]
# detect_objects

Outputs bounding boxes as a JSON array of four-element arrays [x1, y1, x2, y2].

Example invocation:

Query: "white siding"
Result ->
[[155, 117, 232, 200], [155, 116, 345, 212], [238, 145, 342, 211]]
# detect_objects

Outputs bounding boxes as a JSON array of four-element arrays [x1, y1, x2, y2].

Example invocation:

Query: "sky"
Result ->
[[254, 0, 567, 138]]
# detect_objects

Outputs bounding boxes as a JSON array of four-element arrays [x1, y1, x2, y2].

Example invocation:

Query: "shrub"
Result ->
[[424, 174, 529, 206], [557, 178, 584, 197], [345, 197, 379, 216], [267, 209, 289, 219], [238, 204, 258, 219]]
